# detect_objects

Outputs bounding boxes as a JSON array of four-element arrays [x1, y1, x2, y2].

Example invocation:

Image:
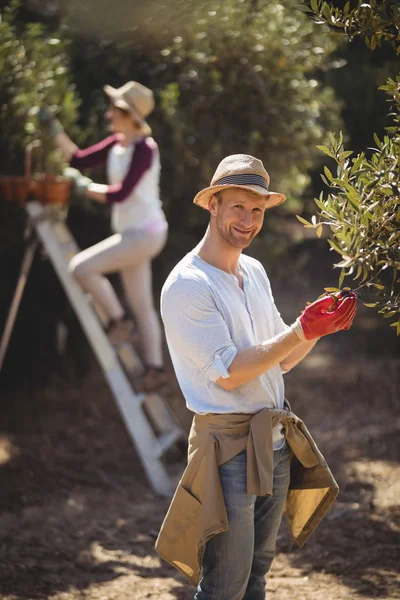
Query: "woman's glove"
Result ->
[[38, 107, 64, 137], [63, 167, 93, 194], [291, 291, 357, 341]]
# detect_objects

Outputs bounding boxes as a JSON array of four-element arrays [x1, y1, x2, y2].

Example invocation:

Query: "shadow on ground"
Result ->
[[0, 242, 398, 600]]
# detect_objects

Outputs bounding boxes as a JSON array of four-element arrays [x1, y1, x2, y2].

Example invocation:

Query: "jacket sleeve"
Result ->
[[105, 137, 155, 204], [70, 134, 120, 169]]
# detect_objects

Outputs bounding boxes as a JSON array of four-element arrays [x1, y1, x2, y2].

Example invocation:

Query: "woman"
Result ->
[[40, 81, 168, 392]]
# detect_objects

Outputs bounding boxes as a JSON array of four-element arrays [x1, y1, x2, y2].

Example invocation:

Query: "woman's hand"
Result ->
[[63, 169, 108, 203], [86, 187, 108, 203], [63, 167, 93, 196], [40, 109, 77, 160], [38, 106, 64, 137], [84, 182, 109, 203]]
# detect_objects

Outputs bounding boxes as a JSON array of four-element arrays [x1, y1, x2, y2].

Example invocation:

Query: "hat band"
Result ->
[[213, 173, 269, 190]]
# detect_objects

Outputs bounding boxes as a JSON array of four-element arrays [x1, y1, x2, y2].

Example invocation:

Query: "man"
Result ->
[[156, 154, 356, 599]]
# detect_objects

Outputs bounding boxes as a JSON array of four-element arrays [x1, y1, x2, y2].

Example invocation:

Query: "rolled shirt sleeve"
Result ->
[[161, 277, 238, 382]]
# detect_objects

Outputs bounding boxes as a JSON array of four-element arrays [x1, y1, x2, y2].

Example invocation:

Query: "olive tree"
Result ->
[[0, 0, 79, 175], [297, 0, 400, 333], [63, 0, 344, 226], [299, 0, 400, 52]]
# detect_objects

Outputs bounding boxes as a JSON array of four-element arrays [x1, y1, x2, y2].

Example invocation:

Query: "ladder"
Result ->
[[1, 201, 184, 497]]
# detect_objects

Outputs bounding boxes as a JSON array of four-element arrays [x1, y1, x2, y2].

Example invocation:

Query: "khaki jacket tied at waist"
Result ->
[[156, 405, 339, 586]]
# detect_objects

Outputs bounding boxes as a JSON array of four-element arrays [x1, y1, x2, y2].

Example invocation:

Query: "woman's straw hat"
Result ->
[[104, 81, 154, 135], [193, 154, 286, 209]]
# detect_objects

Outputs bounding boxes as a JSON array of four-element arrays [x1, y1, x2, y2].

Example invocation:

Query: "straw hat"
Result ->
[[193, 154, 286, 210], [104, 81, 154, 135]]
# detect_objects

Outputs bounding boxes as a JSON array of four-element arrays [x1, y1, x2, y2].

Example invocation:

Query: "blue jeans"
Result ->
[[195, 442, 292, 600]]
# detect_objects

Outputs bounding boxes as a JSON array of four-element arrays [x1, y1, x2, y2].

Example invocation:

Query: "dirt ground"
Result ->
[[0, 265, 399, 600]]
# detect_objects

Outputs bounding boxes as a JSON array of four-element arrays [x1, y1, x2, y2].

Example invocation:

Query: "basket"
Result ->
[[0, 140, 72, 206]]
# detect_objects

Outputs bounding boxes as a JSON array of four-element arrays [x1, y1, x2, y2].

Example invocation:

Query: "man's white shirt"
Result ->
[[161, 249, 290, 449]]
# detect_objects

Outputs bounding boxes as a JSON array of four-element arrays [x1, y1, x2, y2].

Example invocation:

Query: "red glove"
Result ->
[[292, 291, 357, 341]]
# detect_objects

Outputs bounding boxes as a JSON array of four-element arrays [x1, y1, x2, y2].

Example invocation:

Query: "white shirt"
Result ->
[[107, 141, 166, 233], [161, 250, 290, 448]]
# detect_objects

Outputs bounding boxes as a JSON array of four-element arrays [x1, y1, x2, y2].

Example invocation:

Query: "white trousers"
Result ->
[[69, 228, 167, 366]]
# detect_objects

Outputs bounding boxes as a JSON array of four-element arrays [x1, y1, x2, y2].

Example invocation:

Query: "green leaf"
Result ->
[[322, 3, 332, 21], [355, 263, 363, 280], [328, 238, 343, 254], [339, 150, 353, 161], [316, 145, 336, 159], [296, 215, 313, 227], [320, 175, 330, 186], [328, 132, 337, 147], [314, 197, 326, 211], [369, 283, 385, 290], [295, 5, 313, 12], [345, 192, 361, 210], [363, 302, 378, 308], [338, 268, 345, 288], [373, 133, 382, 149], [330, 179, 358, 196]]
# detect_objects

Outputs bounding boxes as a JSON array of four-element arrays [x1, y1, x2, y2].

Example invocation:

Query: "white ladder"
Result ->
[[23, 201, 184, 496]]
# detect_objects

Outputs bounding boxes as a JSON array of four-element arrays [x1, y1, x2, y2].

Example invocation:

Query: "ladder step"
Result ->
[[25, 202, 185, 497], [52, 222, 73, 244], [156, 428, 183, 457], [136, 393, 146, 405], [117, 342, 144, 375], [143, 392, 177, 434]]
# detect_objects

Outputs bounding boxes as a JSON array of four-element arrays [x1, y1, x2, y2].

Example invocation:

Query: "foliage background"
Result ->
[[299, 0, 400, 332], [0, 4, 398, 599], [0, 0, 398, 386]]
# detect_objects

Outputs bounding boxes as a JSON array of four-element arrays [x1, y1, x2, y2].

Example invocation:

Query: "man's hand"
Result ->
[[291, 291, 357, 341], [38, 106, 64, 137]]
